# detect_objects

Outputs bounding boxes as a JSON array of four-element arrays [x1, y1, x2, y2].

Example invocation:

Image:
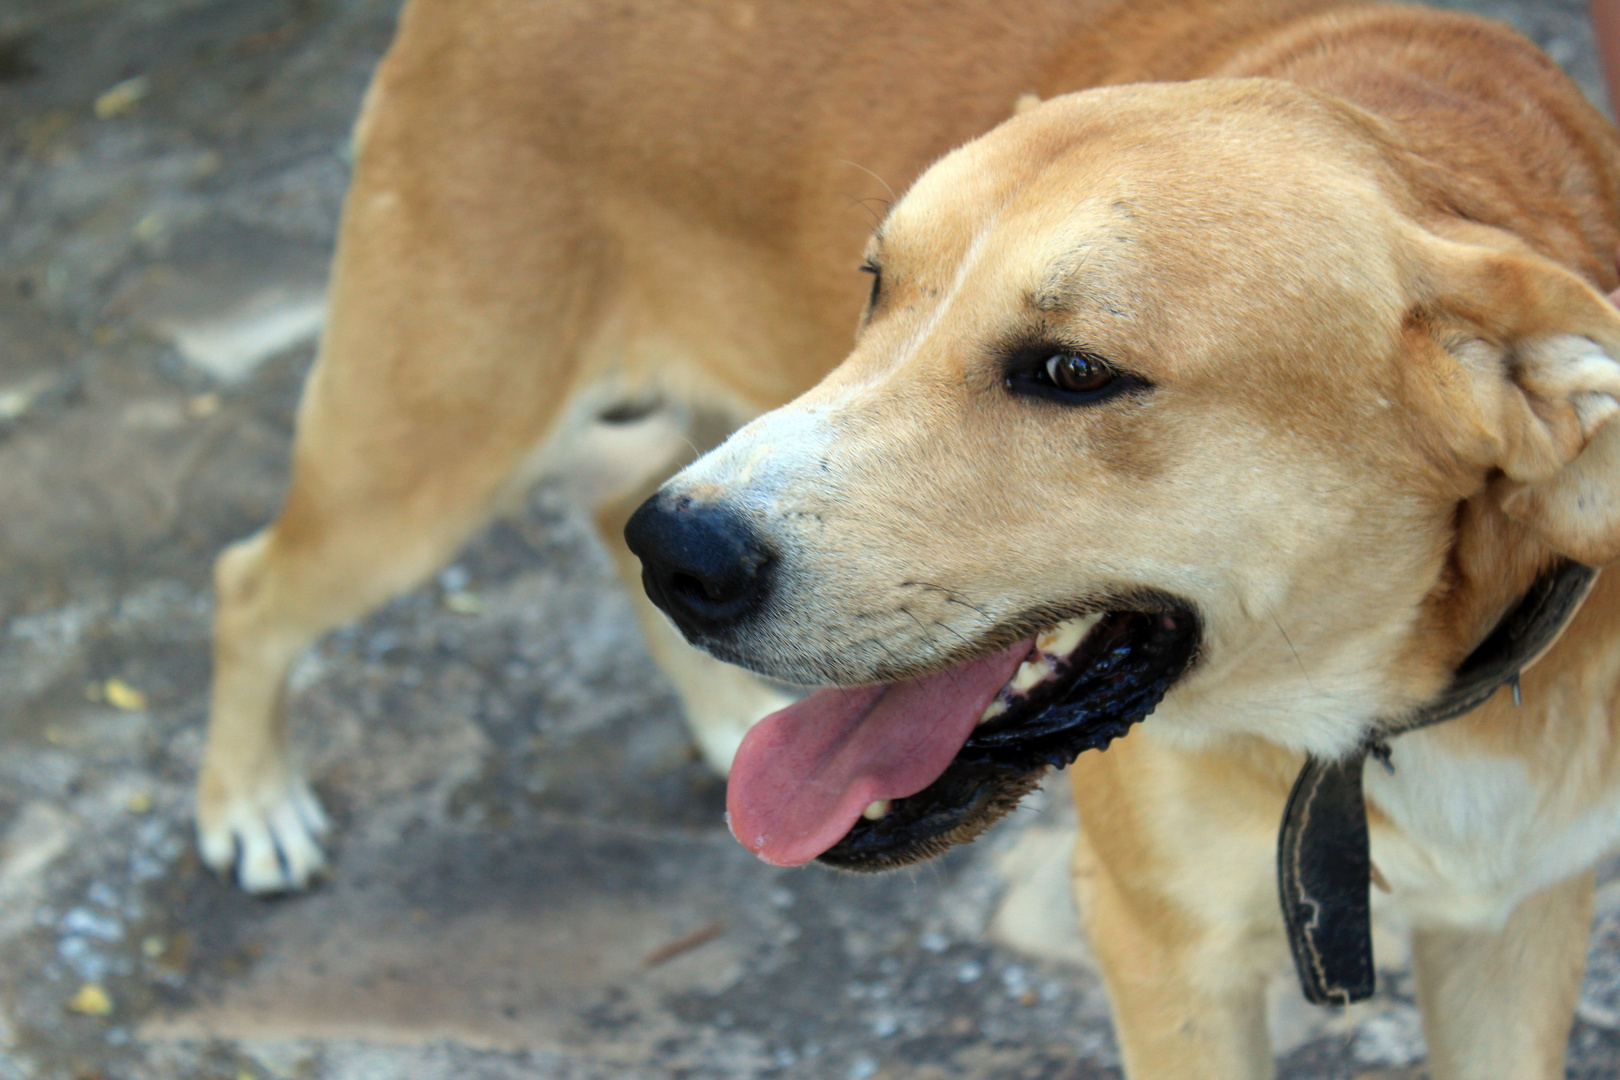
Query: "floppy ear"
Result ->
[[1422, 229, 1620, 565]]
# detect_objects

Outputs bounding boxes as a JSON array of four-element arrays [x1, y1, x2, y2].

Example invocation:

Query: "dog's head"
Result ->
[[625, 79, 1620, 870]]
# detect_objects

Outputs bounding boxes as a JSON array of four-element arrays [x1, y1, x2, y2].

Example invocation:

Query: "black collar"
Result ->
[[1277, 558, 1599, 1005]]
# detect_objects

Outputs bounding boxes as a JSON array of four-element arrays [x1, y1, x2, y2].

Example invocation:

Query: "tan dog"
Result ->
[[201, 0, 1620, 1075]]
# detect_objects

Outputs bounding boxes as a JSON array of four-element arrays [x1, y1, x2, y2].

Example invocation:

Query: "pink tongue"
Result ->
[[726, 641, 1032, 867]]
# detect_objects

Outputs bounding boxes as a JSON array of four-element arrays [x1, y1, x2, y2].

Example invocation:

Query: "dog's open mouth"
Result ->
[[726, 605, 1201, 871]]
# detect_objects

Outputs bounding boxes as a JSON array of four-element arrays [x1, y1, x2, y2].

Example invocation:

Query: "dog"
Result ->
[[200, 0, 1620, 1075]]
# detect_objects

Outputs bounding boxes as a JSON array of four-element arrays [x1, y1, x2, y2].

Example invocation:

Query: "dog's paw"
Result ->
[[197, 779, 330, 894]]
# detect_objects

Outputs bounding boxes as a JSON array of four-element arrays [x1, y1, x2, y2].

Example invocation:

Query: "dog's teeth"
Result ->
[[978, 698, 1008, 725], [863, 799, 891, 821], [1010, 655, 1053, 692], [1036, 612, 1104, 659]]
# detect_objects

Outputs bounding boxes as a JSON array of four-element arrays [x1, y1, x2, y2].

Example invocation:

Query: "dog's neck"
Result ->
[[1418, 503, 1557, 693]]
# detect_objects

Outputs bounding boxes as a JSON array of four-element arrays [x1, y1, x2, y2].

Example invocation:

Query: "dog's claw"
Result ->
[[198, 780, 330, 894]]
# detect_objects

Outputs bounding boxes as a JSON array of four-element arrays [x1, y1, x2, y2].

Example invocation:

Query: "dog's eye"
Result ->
[[1005, 348, 1144, 405], [1044, 353, 1112, 395], [859, 261, 881, 309]]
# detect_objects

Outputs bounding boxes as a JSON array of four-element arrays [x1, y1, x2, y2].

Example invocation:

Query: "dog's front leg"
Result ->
[[1069, 735, 1288, 1080], [595, 489, 799, 773], [1411, 870, 1593, 1080]]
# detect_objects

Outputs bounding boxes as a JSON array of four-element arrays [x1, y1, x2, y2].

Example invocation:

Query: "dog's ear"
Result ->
[[1422, 229, 1620, 564]]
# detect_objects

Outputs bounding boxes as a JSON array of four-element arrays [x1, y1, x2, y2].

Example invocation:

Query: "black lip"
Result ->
[[816, 607, 1201, 872]]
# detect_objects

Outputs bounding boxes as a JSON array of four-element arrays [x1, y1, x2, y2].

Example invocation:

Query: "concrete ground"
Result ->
[[2, 0, 1619, 1077]]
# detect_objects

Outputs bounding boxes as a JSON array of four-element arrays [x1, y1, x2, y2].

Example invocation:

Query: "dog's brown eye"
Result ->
[[1005, 345, 1143, 405], [1045, 353, 1112, 394]]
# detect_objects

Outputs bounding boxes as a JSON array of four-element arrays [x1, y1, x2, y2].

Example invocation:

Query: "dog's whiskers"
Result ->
[[835, 158, 898, 206], [1270, 609, 1314, 689]]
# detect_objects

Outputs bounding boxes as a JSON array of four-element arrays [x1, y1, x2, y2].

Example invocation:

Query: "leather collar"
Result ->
[[1277, 558, 1599, 1005]]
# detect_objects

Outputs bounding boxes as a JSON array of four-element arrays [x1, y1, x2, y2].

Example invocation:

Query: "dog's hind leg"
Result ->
[[1410, 871, 1592, 1080], [199, 30, 611, 891]]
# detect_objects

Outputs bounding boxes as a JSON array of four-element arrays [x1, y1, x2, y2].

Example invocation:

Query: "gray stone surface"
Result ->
[[0, 1, 1617, 1077]]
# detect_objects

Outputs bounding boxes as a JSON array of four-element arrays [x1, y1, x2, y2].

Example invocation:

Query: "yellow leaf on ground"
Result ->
[[104, 679, 147, 712], [94, 75, 149, 119], [68, 983, 112, 1016], [0, 390, 31, 420]]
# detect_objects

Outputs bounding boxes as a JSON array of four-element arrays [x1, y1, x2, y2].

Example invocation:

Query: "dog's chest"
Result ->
[[1365, 730, 1620, 929]]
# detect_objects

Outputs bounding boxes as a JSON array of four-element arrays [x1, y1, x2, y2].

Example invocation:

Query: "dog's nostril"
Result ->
[[670, 571, 721, 603]]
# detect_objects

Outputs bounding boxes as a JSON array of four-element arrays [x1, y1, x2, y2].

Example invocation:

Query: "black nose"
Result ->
[[623, 494, 775, 635]]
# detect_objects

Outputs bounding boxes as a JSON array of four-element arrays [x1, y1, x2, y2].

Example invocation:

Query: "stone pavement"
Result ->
[[1, 1, 1618, 1077]]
